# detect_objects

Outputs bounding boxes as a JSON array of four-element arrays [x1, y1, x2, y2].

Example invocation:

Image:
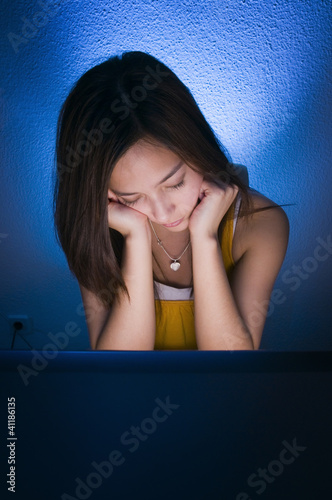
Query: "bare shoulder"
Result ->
[[232, 190, 289, 263]]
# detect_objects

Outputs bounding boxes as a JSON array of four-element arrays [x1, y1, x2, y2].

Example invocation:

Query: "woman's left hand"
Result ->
[[189, 179, 239, 239]]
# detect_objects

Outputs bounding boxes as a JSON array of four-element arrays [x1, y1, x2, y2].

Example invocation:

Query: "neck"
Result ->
[[150, 221, 189, 244]]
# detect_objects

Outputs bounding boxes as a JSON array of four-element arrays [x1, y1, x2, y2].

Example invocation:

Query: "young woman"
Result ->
[[54, 51, 289, 351]]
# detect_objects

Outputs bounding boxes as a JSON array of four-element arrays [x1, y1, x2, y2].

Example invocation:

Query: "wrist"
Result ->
[[125, 220, 152, 246], [190, 230, 219, 247]]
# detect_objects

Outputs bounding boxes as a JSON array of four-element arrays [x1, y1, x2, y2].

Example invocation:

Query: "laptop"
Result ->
[[1, 350, 331, 499]]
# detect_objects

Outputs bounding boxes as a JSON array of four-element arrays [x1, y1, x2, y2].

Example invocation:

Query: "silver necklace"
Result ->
[[148, 219, 191, 271]]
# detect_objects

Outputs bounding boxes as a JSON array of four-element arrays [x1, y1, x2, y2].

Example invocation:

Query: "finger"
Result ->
[[198, 187, 205, 201], [225, 184, 239, 202], [108, 189, 119, 203], [229, 186, 240, 206], [232, 185, 240, 197], [199, 179, 215, 194]]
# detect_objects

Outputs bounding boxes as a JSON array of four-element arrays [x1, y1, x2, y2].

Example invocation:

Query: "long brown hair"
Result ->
[[54, 51, 252, 307]]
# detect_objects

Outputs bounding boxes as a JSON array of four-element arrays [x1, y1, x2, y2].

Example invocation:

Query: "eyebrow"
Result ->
[[112, 161, 184, 196]]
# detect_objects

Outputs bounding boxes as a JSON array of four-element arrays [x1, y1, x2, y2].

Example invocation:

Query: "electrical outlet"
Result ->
[[7, 315, 33, 335]]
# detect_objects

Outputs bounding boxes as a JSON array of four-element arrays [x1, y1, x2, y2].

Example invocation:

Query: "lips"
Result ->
[[162, 217, 184, 228]]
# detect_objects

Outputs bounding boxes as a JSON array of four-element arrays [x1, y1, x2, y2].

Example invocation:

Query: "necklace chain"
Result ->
[[148, 219, 191, 271]]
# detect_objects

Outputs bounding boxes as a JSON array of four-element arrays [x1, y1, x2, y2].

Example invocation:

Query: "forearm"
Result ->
[[96, 233, 155, 350], [192, 236, 254, 350]]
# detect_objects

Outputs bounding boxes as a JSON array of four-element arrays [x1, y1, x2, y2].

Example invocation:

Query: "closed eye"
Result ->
[[120, 198, 139, 207], [121, 179, 185, 205], [168, 180, 185, 190]]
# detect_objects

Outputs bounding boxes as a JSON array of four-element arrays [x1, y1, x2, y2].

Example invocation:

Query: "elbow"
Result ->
[[90, 332, 104, 350], [91, 338, 155, 351], [90, 340, 99, 350], [196, 325, 256, 351]]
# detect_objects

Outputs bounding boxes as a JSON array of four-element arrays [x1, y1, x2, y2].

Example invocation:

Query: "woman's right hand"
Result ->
[[107, 191, 150, 239]]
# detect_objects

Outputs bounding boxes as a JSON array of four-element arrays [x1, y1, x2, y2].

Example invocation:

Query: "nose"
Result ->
[[150, 196, 175, 224]]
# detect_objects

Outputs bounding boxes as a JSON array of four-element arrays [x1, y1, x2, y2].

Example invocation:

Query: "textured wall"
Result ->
[[0, 0, 331, 350]]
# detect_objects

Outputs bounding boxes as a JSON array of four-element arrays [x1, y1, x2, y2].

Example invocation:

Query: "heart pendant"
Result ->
[[170, 261, 180, 271]]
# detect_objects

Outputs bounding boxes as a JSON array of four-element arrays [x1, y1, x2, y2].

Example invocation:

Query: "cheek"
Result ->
[[181, 186, 202, 209], [186, 175, 204, 201]]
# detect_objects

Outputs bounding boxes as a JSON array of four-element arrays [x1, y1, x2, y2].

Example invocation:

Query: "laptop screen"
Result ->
[[1, 350, 331, 499]]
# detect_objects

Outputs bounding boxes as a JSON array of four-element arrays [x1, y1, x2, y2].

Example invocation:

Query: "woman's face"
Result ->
[[108, 140, 204, 232]]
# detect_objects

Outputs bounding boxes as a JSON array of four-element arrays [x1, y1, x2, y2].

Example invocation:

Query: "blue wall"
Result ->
[[0, 0, 331, 349]]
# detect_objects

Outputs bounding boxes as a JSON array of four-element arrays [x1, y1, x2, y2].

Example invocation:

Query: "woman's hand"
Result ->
[[107, 190, 149, 239], [189, 180, 239, 239]]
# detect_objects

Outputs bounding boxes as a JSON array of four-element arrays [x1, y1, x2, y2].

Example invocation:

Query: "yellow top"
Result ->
[[154, 201, 237, 350]]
